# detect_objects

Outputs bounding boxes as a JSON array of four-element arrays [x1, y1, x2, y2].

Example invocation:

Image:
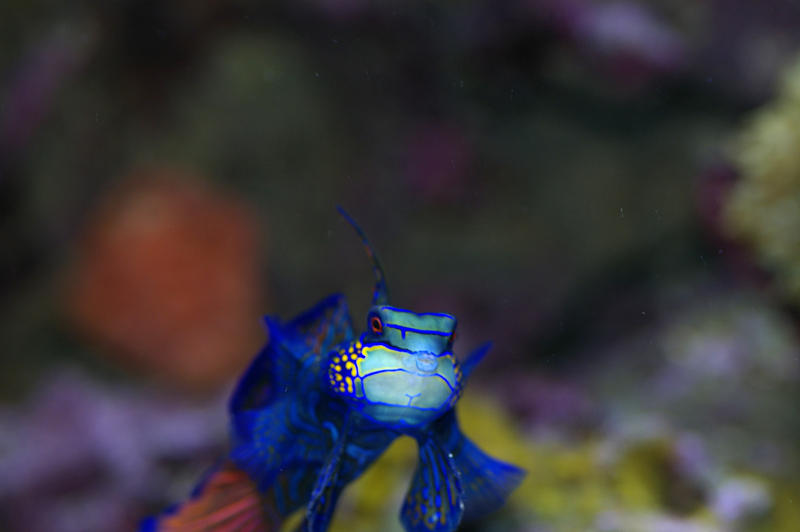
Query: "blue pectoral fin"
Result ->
[[305, 424, 348, 532], [454, 435, 525, 520], [434, 411, 524, 521], [400, 437, 464, 532], [460, 342, 492, 383]]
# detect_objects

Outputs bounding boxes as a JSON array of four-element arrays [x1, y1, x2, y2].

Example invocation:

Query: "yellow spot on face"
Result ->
[[334, 365, 341, 372], [345, 376, 353, 394], [341, 354, 349, 362], [335, 373, 342, 381], [345, 361, 356, 376], [332, 356, 340, 364]]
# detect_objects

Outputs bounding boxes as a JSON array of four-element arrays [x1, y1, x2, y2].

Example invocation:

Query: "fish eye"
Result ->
[[369, 315, 384, 334]]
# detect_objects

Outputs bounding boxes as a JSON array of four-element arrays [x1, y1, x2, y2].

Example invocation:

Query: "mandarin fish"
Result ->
[[142, 207, 524, 532]]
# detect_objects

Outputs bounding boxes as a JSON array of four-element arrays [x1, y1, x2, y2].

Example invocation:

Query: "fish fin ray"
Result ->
[[232, 396, 343, 490], [305, 424, 348, 532], [228, 318, 298, 420], [400, 437, 464, 532], [434, 411, 525, 520], [230, 294, 352, 436], [459, 342, 492, 383], [286, 293, 354, 363], [140, 461, 278, 531], [336, 206, 390, 305]]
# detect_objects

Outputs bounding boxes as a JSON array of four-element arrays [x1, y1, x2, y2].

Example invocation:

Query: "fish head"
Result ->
[[327, 305, 462, 428]]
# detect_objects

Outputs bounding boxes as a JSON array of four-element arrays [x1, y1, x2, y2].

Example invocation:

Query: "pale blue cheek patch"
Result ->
[[362, 370, 454, 410]]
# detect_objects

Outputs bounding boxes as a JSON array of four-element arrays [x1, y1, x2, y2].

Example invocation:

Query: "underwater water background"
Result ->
[[2, 1, 800, 530]]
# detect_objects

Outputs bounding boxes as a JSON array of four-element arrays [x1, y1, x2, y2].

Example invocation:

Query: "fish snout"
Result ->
[[415, 353, 438, 372]]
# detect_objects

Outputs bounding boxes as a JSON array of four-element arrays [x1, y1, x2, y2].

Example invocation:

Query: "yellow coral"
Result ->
[[283, 391, 793, 531], [725, 55, 800, 301]]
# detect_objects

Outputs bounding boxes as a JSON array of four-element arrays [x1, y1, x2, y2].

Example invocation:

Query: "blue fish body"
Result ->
[[143, 208, 524, 532]]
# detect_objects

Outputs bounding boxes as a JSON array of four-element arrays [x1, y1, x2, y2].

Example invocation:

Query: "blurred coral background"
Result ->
[[2, 1, 800, 531]]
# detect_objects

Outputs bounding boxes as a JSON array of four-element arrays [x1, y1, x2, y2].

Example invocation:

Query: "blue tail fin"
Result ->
[[434, 411, 525, 520]]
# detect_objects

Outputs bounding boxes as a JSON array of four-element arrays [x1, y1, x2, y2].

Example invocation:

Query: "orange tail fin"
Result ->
[[142, 462, 280, 532]]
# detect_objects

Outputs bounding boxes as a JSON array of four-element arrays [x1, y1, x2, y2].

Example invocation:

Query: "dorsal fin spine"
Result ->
[[336, 206, 390, 305]]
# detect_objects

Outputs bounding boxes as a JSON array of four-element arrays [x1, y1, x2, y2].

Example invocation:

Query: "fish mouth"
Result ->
[[361, 367, 449, 381]]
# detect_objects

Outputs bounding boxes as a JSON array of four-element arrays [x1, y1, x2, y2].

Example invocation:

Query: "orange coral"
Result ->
[[66, 168, 266, 391]]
